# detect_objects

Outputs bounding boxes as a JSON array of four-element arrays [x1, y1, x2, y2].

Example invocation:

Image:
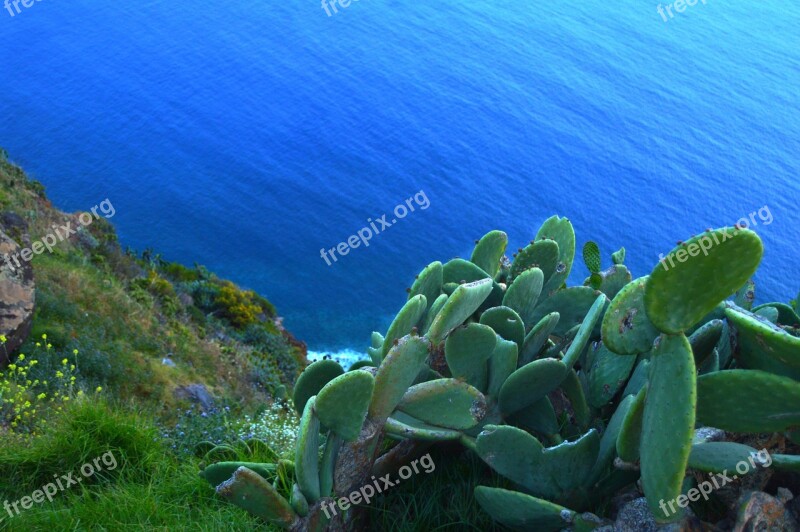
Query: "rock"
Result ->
[[615, 497, 703, 532], [776, 487, 794, 505], [693, 427, 727, 444], [734, 491, 799, 531], [0, 228, 35, 366], [173, 383, 215, 411]]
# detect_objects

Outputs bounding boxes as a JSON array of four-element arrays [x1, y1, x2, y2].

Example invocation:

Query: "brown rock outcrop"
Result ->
[[0, 225, 35, 366]]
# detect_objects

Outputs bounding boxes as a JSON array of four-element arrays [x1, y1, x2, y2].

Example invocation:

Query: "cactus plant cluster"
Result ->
[[200, 216, 800, 531]]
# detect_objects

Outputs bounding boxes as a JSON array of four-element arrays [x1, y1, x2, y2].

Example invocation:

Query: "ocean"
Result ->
[[1, 1, 798, 364]]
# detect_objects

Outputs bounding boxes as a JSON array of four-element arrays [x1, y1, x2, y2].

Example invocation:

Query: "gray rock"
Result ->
[[693, 427, 727, 444], [173, 383, 215, 411], [615, 497, 703, 531]]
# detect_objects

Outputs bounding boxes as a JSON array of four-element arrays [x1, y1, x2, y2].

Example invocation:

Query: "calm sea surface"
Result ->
[[1, 1, 798, 362]]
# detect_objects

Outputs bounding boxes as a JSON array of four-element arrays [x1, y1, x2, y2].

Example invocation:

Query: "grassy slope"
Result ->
[[0, 153, 302, 530]]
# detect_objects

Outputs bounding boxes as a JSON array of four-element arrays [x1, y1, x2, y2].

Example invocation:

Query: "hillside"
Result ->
[[0, 150, 308, 529]]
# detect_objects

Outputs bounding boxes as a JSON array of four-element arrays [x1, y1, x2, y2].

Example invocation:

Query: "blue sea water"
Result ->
[[1, 1, 798, 363]]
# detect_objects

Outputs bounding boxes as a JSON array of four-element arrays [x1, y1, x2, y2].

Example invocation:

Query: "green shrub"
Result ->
[[214, 281, 264, 328], [162, 262, 201, 283]]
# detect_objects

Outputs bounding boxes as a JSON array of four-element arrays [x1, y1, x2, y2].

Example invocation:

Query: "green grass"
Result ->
[[0, 400, 272, 531]]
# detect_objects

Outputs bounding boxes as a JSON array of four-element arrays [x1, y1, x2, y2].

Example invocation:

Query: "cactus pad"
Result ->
[[502, 267, 544, 328], [487, 337, 519, 398], [471, 230, 508, 277], [616, 385, 646, 463], [589, 394, 634, 484], [427, 278, 494, 344], [640, 333, 696, 522], [537, 215, 576, 294], [216, 467, 298, 528], [200, 462, 277, 488], [398, 378, 486, 430], [444, 258, 493, 284], [422, 293, 448, 334], [511, 239, 560, 283], [726, 306, 800, 378], [529, 286, 605, 336], [369, 335, 430, 421], [601, 276, 659, 356], [315, 371, 375, 441], [293, 360, 345, 415], [520, 312, 560, 365], [385, 412, 463, 441], [696, 370, 800, 432], [408, 261, 443, 310], [445, 323, 497, 390], [476, 424, 544, 489], [290, 483, 309, 517], [562, 293, 607, 369], [499, 358, 568, 415], [480, 306, 525, 349], [381, 295, 427, 357], [645, 228, 763, 334], [295, 396, 321, 502], [587, 342, 637, 408], [318, 433, 340, 497], [593, 264, 632, 299], [582, 241, 601, 274], [561, 369, 590, 430], [688, 319, 723, 365], [474, 486, 575, 532], [508, 397, 559, 439], [687, 442, 759, 473]]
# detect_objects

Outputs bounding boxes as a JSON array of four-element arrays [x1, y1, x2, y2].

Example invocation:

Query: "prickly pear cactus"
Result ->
[[205, 218, 800, 532]]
